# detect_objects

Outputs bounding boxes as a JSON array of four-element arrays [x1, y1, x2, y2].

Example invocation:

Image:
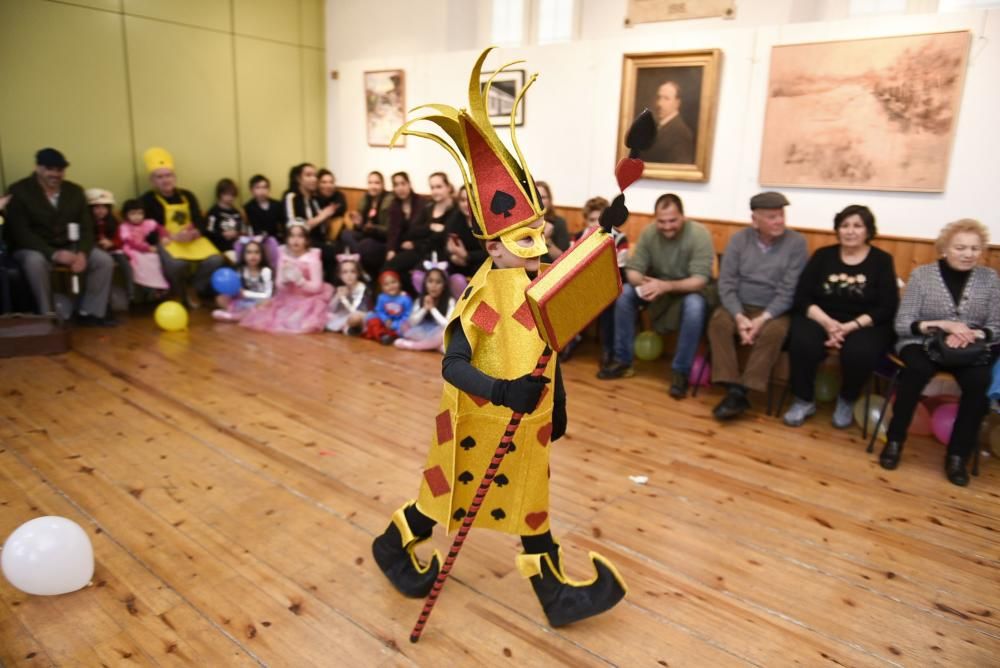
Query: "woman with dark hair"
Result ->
[[316, 169, 348, 229], [383, 171, 426, 286], [444, 185, 488, 279], [535, 180, 570, 263], [388, 171, 455, 286], [880, 219, 999, 486], [782, 204, 899, 428], [341, 170, 391, 278], [284, 163, 336, 282]]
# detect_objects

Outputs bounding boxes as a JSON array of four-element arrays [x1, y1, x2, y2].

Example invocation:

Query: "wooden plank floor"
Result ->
[[1, 312, 998, 667]]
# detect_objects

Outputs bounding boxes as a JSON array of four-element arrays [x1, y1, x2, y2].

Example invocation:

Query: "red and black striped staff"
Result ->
[[409, 345, 553, 644]]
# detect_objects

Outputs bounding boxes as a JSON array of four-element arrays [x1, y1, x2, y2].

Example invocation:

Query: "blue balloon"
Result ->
[[211, 267, 241, 296]]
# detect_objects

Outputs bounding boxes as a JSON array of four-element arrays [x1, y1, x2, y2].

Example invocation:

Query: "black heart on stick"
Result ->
[[490, 190, 517, 218], [458, 471, 474, 484], [599, 193, 629, 232], [626, 109, 657, 158]]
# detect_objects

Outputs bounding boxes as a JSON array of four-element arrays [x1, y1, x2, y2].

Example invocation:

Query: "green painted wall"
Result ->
[[0, 0, 326, 208]]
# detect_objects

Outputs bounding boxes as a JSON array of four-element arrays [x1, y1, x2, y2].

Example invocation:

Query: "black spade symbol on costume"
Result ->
[[460, 436, 477, 451], [491, 508, 506, 520], [490, 190, 517, 218], [453, 508, 466, 521], [462, 285, 473, 301], [494, 474, 509, 487], [458, 471, 474, 485]]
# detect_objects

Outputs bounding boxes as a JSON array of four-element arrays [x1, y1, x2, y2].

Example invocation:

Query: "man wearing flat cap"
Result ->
[[5, 148, 115, 325], [707, 191, 807, 420]]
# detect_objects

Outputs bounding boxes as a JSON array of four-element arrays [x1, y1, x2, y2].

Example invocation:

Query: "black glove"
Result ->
[[144, 230, 160, 246], [491, 374, 550, 414], [551, 399, 567, 441]]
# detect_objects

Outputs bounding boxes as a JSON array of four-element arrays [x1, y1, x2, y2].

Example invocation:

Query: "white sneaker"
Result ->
[[832, 397, 854, 429], [783, 399, 817, 427]]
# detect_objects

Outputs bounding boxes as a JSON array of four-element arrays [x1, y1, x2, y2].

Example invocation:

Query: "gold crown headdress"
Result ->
[[391, 47, 544, 240]]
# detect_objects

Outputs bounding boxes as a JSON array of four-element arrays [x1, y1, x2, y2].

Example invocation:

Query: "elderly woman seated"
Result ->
[[879, 219, 999, 486]]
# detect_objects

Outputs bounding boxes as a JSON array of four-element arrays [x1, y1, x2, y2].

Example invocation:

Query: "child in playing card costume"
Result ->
[[372, 48, 628, 628]]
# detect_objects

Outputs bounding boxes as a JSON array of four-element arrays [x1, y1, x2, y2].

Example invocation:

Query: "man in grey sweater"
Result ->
[[708, 192, 807, 420]]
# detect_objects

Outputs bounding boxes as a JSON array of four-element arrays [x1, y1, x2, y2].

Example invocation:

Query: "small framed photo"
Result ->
[[480, 69, 526, 127], [365, 69, 406, 147], [617, 50, 722, 182]]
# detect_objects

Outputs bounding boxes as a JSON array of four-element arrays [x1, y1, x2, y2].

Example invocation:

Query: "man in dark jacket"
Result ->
[[6, 148, 115, 325]]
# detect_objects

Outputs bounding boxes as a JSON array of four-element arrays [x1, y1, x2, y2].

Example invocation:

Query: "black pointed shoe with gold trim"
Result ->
[[372, 503, 442, 598], [516, 546, 627, 627]]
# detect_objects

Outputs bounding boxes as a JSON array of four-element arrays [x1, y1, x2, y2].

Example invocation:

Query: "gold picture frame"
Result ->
[[617, 49, 722, 182]]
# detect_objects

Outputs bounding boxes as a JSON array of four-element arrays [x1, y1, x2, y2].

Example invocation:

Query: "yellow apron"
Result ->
[[158, 193, 219, 261], [416, 259, 556, 536]]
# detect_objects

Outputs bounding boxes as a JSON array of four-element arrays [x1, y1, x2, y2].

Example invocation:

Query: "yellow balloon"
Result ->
[[154, 301, 188, 332]]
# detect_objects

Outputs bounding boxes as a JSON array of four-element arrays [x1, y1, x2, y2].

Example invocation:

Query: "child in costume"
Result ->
[[372, 48, 627, 629], [206, 178, 248, 264], [117, 199, 169, 293], [240, 220, 332, 334], [212, 238, 273, 322], [326, 253, 372, 334], [363, 270, 413, 344], [394, 266, 455, 351]]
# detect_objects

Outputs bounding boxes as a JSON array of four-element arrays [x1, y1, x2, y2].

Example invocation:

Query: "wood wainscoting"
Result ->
[[339, 186, 1000, 281]]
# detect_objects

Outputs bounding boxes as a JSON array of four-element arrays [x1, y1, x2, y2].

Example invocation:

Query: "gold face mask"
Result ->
[[499, 221, 547, 259]]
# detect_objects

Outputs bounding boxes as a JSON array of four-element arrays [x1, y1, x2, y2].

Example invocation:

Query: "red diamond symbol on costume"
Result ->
[[467, 393, 490, 407], [423, 466, 451, 497], [537, 423, 553, 446], [470, 301, 500, 334], [512, 300, 536, 331], [436, 410, 453, 444]]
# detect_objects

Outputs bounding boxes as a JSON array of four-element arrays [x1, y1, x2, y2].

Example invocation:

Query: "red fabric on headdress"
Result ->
[[463, 117, 537, 237]]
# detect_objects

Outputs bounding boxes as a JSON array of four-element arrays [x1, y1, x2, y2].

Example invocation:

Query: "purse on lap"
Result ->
[[923, 330, 992, 367]]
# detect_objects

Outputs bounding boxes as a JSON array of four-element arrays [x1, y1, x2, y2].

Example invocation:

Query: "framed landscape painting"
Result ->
[[365, 69, 406, 147]]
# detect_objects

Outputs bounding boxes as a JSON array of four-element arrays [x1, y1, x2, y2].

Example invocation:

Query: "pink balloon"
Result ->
[[689, 355, 711, 387], [910, 401, 932, 437], [930, 402, 959, 445]]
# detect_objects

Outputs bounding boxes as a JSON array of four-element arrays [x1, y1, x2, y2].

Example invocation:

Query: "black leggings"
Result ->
[[787, 316, 894, 402], [886, 344, 993, 459]]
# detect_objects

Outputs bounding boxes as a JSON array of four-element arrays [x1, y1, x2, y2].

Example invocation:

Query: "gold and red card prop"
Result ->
[[526, 226, 622, 352]]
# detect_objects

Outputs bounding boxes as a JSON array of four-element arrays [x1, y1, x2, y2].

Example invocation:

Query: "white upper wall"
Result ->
[[325, 0, 999, 240]]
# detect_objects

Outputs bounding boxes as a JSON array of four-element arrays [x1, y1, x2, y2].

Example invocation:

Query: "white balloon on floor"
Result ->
[[2, 516, 94, 595]]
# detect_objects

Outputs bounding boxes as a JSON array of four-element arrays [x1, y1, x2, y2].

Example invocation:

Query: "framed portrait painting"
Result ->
[[364, 69, 406, 147], [759, 31, 971, 192], [617, 49, 722, 182], [480, 69, 526, 127]]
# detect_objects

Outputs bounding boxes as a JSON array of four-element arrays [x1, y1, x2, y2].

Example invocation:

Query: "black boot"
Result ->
[[371, 503, 442, 598], [879, 440, 903, 470], [945, 455, 969, 487], [517, 546, 627, 628]]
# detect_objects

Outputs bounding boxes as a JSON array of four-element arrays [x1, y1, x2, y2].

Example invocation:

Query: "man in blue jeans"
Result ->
[[597, 193, 715, 398]]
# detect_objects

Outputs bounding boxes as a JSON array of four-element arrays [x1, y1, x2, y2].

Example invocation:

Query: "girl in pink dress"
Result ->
[[240, 220, 333, 334], [118, 199, 169, 291]]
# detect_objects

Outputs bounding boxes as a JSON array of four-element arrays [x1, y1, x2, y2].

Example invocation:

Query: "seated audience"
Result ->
[[598, 193, 713, 398], [206, 178, 248, 263], [140, 146, 223, 308], [117, 199, 169, 295], [384, 171, 426, 285], [213, 238, 273, 322], [880, 219, 999, 486], [708, 191, 807, 420], [341, 170, 391, 278], [444, 185, 488, 280], [536, 180, 570, 263], [244, 174, 286, 265], [783, 205, 898, 427], [326, 254, 372, 334], [317, 168, 348, 246], [394, 267, 456, 351], [284, 162, 337, 283], [407, 173, 468, 297], [241, 220, 333, 334], [6, 148, 115, 325]]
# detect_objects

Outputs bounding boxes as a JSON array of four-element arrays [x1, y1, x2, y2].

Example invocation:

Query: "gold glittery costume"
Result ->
[[416, 260, 555, 535]]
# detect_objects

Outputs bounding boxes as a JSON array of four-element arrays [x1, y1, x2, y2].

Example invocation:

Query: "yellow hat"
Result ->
[[143, 147, 174, 174]]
